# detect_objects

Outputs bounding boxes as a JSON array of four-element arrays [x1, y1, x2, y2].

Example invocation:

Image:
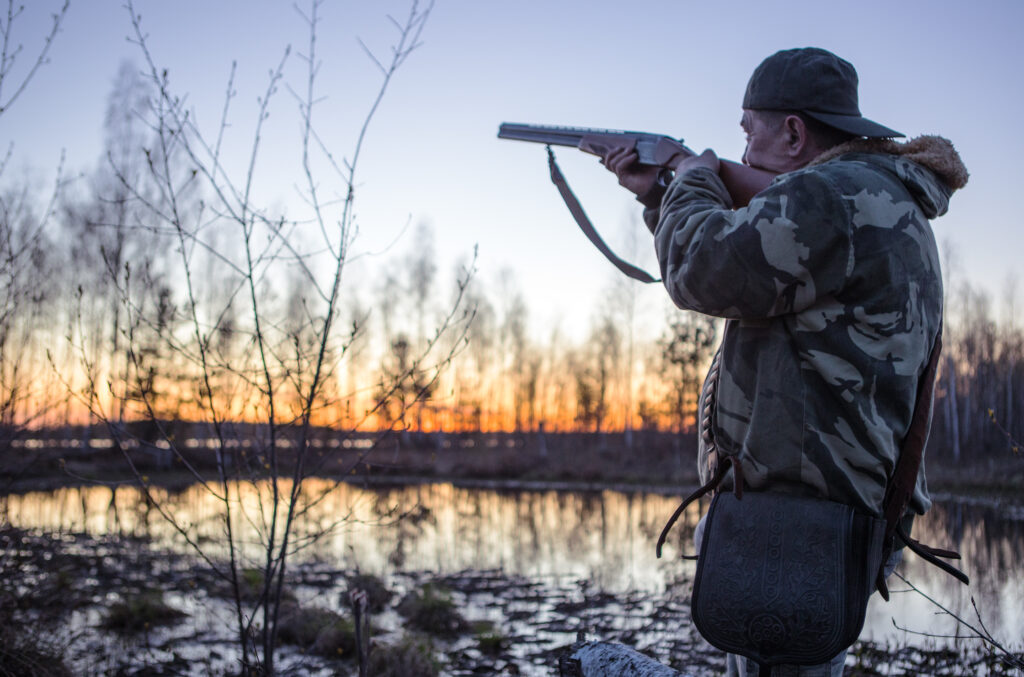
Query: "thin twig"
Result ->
[[892, 571, 1024, 671], [0, 0, 70, 116]]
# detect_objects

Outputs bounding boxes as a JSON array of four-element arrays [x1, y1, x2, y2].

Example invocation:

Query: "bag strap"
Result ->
[[896, 522, 969, 585], [546, 147, 661, 284], [656, 454, 744, 559], [876, 325, 969, 597], [657, 345, 731, 559], [882, 329, 943, 545]]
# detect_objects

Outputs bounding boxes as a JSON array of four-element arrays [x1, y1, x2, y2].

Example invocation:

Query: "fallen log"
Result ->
[[558, 639, 692, 677]]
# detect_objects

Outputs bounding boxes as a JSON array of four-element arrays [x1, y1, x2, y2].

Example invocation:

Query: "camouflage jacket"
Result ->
[[644, 136, 968, 517]]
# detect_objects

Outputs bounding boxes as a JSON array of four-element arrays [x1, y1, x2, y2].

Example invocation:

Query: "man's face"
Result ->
[[740, 109, 795, 173]]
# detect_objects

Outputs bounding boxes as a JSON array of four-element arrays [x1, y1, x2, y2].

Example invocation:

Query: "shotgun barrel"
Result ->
[[498, 122, 687, 167]]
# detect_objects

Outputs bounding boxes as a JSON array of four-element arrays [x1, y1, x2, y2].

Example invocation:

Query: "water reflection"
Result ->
[[864, 497, 1024, 646], [3, 481, 1020, 648]]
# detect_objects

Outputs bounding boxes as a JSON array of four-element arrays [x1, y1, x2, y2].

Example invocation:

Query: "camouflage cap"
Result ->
[[743, 47, 904, 139]]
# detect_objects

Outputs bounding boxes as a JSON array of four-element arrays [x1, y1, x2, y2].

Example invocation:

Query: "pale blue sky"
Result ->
[[4, 0, 1021, 339]]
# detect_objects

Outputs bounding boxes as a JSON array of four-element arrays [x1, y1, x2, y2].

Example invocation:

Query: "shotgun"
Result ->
[[497, 122, 777, 207]]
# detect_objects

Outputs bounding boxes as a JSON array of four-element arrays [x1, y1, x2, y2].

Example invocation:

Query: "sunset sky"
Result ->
[[4, 0, 1021, 343]]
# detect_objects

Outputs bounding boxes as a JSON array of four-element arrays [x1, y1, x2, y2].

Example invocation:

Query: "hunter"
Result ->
[[602, 47, 968, 675]]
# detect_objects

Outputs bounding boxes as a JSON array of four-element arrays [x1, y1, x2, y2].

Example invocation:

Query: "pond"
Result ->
[[3, 479, 1022, 672]]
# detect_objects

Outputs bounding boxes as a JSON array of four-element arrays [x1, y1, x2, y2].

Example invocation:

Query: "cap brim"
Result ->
[[804, 110, 904, 138]]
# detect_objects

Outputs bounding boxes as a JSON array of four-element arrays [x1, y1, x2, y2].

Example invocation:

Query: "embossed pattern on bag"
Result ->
[[690, 491, 884, 667]]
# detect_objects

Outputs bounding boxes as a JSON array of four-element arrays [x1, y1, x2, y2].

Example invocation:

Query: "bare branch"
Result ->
[[0, 0, 70, 117], [892, 571, 1024, 671]]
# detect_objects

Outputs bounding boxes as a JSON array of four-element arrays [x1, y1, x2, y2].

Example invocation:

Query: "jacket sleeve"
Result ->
[[651, 166, 854, 319]]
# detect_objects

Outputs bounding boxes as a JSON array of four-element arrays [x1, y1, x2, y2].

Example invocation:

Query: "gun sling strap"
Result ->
[[546, 147, 660, 284]]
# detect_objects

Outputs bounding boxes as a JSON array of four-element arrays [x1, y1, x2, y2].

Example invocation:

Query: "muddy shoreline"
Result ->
[[2, 520, 1020, 676], [0, 523, 714, 676]]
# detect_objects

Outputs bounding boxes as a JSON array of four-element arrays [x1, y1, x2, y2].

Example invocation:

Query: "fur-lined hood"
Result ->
[[809, 135, 968, 219]]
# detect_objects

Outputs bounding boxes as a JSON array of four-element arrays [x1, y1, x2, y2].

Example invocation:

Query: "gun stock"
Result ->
[[498, 122, 776, 207], [717, 159, 777, 207]]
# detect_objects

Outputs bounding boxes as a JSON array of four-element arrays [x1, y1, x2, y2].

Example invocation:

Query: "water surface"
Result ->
[[4, 479, 1020, 652]]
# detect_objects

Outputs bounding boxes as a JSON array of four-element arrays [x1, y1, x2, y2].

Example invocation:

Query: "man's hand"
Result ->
[[601, 145, 661, 197], [602, 145, 721, 197]]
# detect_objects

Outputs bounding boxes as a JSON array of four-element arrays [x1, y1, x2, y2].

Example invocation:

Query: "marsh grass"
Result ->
[[367, 635, 440, 677], [477, 630, 509, 656], [0, 629, 73, 677], [277, 603, 358, 659], [346, 572, 393, 613], [397, 582, 469, 638], [101, 590, 188, 633]]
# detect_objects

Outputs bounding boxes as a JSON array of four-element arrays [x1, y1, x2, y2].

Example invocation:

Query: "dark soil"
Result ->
[[2, 525, 1020, 676]]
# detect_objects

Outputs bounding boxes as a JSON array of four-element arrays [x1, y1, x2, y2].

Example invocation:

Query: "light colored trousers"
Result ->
[[724, 647, 847, 677]]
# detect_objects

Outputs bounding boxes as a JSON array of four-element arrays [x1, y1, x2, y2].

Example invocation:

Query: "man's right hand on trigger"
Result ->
[[601, 145, 661, 197]]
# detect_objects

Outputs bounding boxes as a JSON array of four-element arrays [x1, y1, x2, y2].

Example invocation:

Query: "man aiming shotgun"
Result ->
[[501, 47, 969, 676]]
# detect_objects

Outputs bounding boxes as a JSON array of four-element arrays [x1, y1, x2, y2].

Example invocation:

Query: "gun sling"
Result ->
[[546, 147, 660, 284]]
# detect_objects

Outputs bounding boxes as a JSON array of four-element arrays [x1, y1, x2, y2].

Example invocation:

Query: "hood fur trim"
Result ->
[[810, 135, 969, 191]]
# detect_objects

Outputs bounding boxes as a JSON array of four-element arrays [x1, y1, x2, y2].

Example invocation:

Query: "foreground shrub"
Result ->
[[278, 604, 358, 659], [477, 631, 508, 656], [0, 627, 73, 677], [346, 572, 393, 613], [212, 567, 296, 604], [396, 583, 468, 638], [102, 591, 187, 633], [367, 635, 439, 677]]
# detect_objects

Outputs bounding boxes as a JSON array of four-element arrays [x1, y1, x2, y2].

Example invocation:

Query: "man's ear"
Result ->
[[783, 114, 809, 157]]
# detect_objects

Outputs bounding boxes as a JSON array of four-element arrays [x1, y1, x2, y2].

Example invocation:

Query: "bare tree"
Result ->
[[499, 277, 530, 431], [456, 263, 496, 430], [0, 0, 70, 485], [0, 0, 70, 120], [926, 273, 1024, 468], [0, 175, 65, 478], [658, 307, 716, 433], [570, 314, 621, 434], [407, 221, 438, 346], [60, 59, 172, 433], [405, 221, 438, 430], [62, 1, 473, 674]]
